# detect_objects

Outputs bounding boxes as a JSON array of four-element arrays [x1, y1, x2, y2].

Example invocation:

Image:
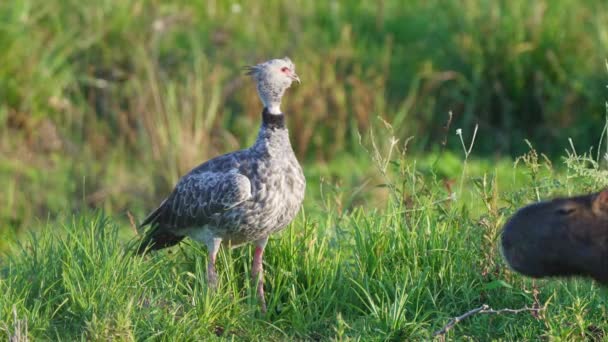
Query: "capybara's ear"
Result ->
[[592, 189, 608, 216]]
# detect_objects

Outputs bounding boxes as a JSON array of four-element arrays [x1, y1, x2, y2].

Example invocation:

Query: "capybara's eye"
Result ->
[[556, 207, 576, 216]]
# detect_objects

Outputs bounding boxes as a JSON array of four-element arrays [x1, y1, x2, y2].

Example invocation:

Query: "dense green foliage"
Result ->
[[2, 0, 608, 339]]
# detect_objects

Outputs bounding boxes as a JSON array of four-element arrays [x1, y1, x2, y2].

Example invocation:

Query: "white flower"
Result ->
[[449, 192, 457, 201], [456, 128, 462, 136]]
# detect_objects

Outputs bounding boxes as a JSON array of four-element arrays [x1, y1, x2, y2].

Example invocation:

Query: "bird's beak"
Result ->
[[291, 73, 300, 84]]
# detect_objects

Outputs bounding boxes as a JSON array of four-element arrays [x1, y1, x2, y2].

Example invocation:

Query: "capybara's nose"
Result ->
[[500, 222, 523, 270], [501, 231, 512, 251], [501, 221, 516, 253]]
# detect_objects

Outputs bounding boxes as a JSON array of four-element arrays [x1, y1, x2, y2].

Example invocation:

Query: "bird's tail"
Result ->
[[135, 225, 184, 255]]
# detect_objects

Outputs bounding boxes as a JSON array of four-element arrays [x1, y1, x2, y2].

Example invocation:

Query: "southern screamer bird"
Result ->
[[137, 57, 305, 312]]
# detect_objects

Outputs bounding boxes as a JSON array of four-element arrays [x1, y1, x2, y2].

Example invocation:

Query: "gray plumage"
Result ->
[[138, 58, 304, 311], [138, 117, 305, 249]]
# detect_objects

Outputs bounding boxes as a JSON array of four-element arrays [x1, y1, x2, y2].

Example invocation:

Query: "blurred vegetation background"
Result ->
[[1, 0, 607, 239]]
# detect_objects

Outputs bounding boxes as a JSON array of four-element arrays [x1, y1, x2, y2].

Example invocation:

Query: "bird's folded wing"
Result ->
[[140, 171, 252, 229]]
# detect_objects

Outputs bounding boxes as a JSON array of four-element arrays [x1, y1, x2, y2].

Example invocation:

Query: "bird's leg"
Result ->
[[206, 237, 222, 290], [252, 237, 268, 313]]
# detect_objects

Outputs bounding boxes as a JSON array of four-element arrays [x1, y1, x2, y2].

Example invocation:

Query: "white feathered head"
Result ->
[[246, 57, 300, 114]]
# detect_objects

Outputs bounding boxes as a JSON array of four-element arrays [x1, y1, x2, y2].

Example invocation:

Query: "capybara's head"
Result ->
[[501, 189, 608, 284]]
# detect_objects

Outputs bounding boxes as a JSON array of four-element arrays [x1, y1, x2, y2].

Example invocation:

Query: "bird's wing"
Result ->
[[140, 170, 252, 230]]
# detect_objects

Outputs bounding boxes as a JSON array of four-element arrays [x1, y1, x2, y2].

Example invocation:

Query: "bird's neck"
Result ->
[[252, 108, 291, 155], [261, 107, 285, 130], [265, 103, 282, 115], [258, 85, 285, 115]]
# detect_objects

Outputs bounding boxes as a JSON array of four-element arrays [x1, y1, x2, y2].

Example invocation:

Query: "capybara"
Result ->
[[501, 189, 608, 284]]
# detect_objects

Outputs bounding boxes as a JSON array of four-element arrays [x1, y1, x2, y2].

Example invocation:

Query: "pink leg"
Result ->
[[252, 237, 268, 312], [206, 238, 222, 290]]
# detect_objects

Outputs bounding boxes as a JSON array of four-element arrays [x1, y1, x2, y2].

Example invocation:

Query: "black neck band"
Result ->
[[262, 108, 285, 129]]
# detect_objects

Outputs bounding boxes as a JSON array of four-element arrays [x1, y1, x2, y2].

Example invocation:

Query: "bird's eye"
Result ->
[[556, 207, 576, 216], [281, 67, 289, 72]]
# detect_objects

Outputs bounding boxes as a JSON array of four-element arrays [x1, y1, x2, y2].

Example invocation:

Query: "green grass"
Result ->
[[2, 0, 608, 339], [2, 138, 608, 340]]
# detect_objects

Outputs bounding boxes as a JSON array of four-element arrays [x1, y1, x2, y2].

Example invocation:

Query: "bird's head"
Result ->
[[245, 57, 300, 114]]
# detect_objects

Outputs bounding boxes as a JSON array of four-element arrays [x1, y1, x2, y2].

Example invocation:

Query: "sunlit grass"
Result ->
[[2, 136, 608, 339]]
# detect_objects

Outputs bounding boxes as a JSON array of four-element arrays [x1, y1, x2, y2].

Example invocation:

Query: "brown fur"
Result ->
[[501, 189, 608, 284]]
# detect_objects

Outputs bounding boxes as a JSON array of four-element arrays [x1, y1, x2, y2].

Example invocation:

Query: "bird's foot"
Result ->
[[206, 237, 222, 291], [252, 243, 267, 313], [207, 264, 218, 291], [255, 280, 267, 313]]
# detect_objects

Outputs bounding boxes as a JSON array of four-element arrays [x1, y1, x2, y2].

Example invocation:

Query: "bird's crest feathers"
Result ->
[[244, 65, 259, 76], [244, 57, 295, 76]]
